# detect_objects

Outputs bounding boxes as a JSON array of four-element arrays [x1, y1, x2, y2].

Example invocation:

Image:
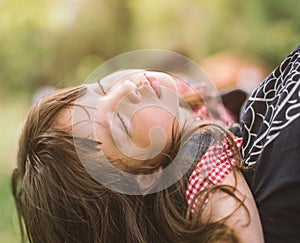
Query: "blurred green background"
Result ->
[[0, 0, 299, 241]]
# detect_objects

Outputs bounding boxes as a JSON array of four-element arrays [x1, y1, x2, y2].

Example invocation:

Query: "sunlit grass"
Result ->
[[0, 174, 21, 243], [0, 93, 30, 172], [0, 93, 30, 243]]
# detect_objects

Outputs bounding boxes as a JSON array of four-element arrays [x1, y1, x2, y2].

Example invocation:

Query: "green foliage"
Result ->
[[0, 174, 21, 243], [0, 94, 30, 242], [0, 0, 299, 93]]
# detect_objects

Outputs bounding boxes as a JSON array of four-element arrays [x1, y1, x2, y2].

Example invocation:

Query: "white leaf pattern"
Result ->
[[242, 46, 300, 166]]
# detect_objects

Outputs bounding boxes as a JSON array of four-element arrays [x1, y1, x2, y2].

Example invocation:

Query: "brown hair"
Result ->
[[12, 86, 244, 243]]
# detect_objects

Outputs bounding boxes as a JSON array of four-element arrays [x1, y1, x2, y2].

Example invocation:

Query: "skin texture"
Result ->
[[74, 71, 181, 170], [202, 169, 264, 243]]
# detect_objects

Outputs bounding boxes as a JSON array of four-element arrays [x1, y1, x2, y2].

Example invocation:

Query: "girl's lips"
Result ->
[[144, 73, 162, 98]]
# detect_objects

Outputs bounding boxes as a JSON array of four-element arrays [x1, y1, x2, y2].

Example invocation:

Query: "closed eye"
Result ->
[[117, 112, 129, 135]]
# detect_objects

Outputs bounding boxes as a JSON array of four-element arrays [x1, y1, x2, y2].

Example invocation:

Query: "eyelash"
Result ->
[[117, 112, 129, 135]]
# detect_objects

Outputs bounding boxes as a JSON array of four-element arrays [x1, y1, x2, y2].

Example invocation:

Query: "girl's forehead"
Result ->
[[53, 106, 73, 132], [95, 69, 145, 85], [83, 69, 146, 94]]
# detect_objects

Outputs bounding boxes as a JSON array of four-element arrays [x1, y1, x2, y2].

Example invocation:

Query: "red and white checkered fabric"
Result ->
[[176, 80, 236, 126], [186, 136, 243, 211]]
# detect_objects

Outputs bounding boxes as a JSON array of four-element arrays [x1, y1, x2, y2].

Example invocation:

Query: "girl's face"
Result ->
[[73, 70, 185, 172]]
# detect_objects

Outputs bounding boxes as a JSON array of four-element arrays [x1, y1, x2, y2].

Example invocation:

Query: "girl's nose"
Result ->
[[123, 80, 143, 103]]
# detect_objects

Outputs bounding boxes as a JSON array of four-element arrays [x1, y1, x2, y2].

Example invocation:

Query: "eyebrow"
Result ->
[[98, 82, 107, 95], [74, 103, 97, 111], [84, 83, 106, 96]]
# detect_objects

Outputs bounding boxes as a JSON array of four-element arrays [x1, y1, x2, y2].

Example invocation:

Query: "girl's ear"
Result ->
[[135, 166, 163, 195]]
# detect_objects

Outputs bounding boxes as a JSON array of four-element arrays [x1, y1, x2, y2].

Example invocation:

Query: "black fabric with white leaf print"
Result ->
[[242, 45, 300, 166], [241, 45, 300, 243]]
